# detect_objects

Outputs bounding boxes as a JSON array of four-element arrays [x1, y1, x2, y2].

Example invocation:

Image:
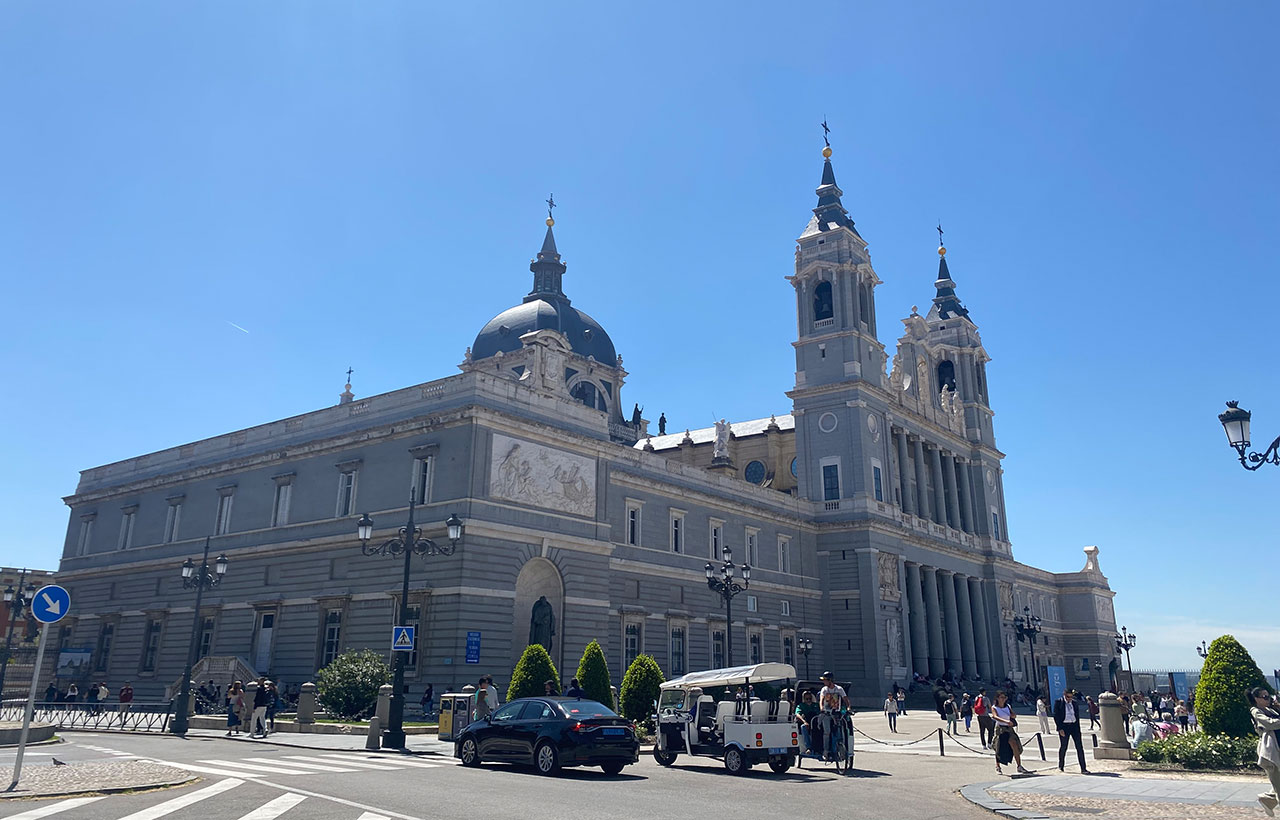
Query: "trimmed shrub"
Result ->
[[619, 654, 665, 721], [1135, 733, 1257, 769], [1194, 635, 1272, 737], [507, 643, 560, 702], [575, 640, 613, 707], [315, 649, 392, 720]]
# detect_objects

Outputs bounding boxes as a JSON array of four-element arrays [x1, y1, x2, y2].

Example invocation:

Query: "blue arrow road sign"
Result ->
[[31, 585, 70, 624], [392, 626, 415, 652]]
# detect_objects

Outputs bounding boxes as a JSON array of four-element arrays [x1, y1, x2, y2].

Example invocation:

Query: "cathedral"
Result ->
[[52, 142, 1118, 703]]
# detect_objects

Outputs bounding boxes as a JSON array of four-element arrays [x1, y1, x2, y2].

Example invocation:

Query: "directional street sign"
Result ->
[[392, 625, 415, 652], [30, 585, 70, 624]]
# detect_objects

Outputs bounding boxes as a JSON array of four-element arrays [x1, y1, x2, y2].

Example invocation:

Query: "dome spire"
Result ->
[[525, 194, 569, 304], [810, 121, 859, 235], [929, 224, 969, 320]]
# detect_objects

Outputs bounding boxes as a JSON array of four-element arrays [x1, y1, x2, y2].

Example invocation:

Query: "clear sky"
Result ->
[[2, 2, 1276, 672]]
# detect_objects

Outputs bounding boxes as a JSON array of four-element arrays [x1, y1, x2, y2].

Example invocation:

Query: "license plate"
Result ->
[[603, 727, 625, 736], [769, 747, 787, 754]]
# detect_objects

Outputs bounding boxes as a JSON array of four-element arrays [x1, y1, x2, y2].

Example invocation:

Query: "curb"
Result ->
[[959, 782, 1051, 820], [0, 737, 65, 750], [0, 774, 198, 802]]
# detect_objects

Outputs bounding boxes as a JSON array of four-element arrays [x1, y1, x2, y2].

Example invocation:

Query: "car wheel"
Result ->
[[459, 737, 481, 767], [653, 748, 678, 767], [769, 755, 793, 774], [601, 761, 626, 775], [724, 746, 749, 775], [534, 741, 560, 775]]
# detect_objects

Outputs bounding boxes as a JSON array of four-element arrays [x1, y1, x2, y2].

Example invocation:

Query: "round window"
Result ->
[[790, 457, 798, 478], [744, 460, 766, 485]]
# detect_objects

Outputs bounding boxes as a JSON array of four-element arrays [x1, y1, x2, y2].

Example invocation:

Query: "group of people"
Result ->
[[1118, 690, 1195, 738], [793, 672, 852, 763], [42, 680, 135, 720], [224, 677, 281, 738]]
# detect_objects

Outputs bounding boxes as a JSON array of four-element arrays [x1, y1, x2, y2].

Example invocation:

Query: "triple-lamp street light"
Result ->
[[0, 570, 38, 698], [705, 546, 750, 668], [1115, 626, 1137, 690], [1218, 401, 1280, 470], [170, 538, 228, 736], [357, 498, 464, 750], [797, 637, 814, 680], [1196, 640, 1209, 660], [1012, 606, 1043, 695]]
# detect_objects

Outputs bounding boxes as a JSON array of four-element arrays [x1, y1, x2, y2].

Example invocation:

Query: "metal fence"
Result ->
[[0, 700, 174, 733]]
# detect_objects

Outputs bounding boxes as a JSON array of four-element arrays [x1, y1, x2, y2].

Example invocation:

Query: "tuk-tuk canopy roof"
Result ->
[[659, 663, 797, 691]]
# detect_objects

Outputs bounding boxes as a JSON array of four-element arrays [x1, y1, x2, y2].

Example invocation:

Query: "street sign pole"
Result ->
[[7, 621, 50, 792]]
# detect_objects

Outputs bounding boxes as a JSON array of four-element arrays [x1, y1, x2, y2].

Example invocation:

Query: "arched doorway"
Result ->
[[512, 557, 565, 673]]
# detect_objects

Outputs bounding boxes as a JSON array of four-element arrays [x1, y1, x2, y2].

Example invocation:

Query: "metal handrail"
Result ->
[[0, 700, 174, 733]]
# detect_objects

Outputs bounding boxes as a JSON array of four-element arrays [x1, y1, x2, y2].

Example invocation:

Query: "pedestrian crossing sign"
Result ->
[[392, 625, 415, 651]]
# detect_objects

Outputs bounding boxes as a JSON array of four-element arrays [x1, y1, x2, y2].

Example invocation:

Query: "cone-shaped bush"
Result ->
[[507, 643, 560, 702], [315, 649, 392, 720], [576, 640, 613, 707], [619, 654, 665, 721], [1194, 634, 1272, 737]]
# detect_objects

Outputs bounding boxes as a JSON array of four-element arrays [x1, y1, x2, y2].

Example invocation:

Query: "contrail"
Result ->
[[226, 321, 250, 334]]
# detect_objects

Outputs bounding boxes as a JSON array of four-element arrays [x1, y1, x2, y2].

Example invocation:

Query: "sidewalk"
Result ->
[[962, 773, 1270, 819], [185, 727, 455, 756], [0, 760, 194, 799]]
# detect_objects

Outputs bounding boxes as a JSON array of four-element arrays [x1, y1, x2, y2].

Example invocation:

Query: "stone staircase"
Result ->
[[166, 655, 259, 700]]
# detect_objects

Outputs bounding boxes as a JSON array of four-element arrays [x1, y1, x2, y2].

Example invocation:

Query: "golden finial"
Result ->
[[546, 217, 555, 227], [822, 145, 832, 159], [938, 246, 946, 256]]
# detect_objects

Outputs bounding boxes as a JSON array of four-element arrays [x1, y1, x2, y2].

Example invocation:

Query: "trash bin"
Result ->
[[437, 693, 475, 742]]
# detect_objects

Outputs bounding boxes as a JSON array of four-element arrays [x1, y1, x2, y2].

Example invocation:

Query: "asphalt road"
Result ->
[[0, 731, 999, 820]]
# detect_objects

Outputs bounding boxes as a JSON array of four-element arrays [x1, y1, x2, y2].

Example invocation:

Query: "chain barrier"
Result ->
[[851, 724, 945, 747]]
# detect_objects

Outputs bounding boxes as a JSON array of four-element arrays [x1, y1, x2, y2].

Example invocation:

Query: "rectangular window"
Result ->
[[336, 471, 358, 518], [710, 520, 723, 559], [272, 482, 292, 528], [781, 600, 791, 617], [404, 604, 421, 673], [626, 503, 641, 546], [117, 508, 136, 550], [822, 464, 840, 501], [197, 616, 215, 659], [783, 635, 795, 666], [750, 632, 762, 665], [670, 511, 684, 553], [778, 537, 792, 574], [77, 515, 95, 555], [141, 619, 163, 671], [624, 623, 642, 669], [322, 609, 343, 667], [670, 627, 686, 676], [712, 630, 726, 669], [871, 459, 884, 502], [163, 501, 182, 543], [746, 595, 758, 613], [745, 528, 759, 566], [414, 456, 434, 506], [95, 623, 115, 672], [214, 490, 234, 536], [992, 511, 1001, 539]]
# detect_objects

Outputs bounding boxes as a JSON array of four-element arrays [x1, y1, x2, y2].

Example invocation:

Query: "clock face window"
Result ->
[[790, 457, 798, 478], [744, 460, 767, 485]]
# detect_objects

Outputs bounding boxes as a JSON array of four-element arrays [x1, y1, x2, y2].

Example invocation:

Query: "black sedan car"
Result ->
[[455, 697, 640, 775]]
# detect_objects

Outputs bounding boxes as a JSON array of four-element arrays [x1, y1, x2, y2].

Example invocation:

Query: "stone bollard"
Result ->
[[185, 681, 198, 716], [1095, 691, 1133, 759], [296, 682, 317, 725], [610, 685, 619, 712], [366, 716, 382, 750], [376, 684, 393, 727]]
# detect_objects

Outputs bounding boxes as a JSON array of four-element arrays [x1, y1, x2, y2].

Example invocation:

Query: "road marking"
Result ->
[[116, 778, 243, 820], [2, 796, 105, 819], [356, 813, 391, 820], [233, 792, 307, 820], [152, 760, 265, 778], [304, 755, 401, 770], [242, 756, 355, 772], [333, 755, 446, 769], [196, 759, 326, 775], [248, 780, 421, 820]]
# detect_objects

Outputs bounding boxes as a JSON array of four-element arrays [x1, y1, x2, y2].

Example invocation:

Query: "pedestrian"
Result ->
[[1087, 695, 1100, 730], [251, 678, 271, 737], [484, 675, 499, 711], [974, 688, 994, 749], [86, 682, 100, 714], [991, 690, 1030, 776], [564, 677, 585, 699], [897, 689, 907, 716], [1175, 700, 1189, 732], [226, 681, 245, 736], [1248, 687, 1280, 818], [1119, 693, 1132, 736], [43, 682, 58, 703], [420, 683, 434, 719], [543, 679, 558, 696], [65, 683, 78, 704], [266, 681, 281, 732], [944, 694, 959, 736], [1053, 687, 1090, 774], [1036, 696, 1051, 737], [474, 676, 492, 722], [961, 693, 973, 732], [117, 681, 134, 725], [883, 691, 899, 733]]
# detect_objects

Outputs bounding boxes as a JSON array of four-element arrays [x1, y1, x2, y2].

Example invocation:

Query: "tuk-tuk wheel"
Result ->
[[768, 755, 793, 774], [653, 747, 679, 767], [724, 747, 750, 775]]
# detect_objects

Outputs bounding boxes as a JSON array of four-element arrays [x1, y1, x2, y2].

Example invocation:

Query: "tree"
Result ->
[[507, 643, 560, 702], [1194, 634, 1273, 737], [619, 654, 664, 721], [575, 640, 613, 706], [315, 649, 392, 720]]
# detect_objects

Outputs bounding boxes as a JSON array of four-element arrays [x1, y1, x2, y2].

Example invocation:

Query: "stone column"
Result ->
[[905, 563, 928, 674], [967, 577, 993, 680], [938, 570, 963, 677], [956, 458, 975, 533], [954, 574, 978, 679], [896, 430, 914, 515], [942, 453, 961, 529], [898, 554, 914, 680], [929, 447, 947, 527], [912, 436, 931, 521], [920, 567, 946, 678]]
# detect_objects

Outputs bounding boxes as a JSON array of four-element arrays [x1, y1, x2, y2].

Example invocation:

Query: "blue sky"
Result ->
[[2, 2, 1275, 671]]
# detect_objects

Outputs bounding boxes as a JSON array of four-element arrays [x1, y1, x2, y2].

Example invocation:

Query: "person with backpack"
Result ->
[[944, 694, 960, 736], [974, 688, 994, 749]]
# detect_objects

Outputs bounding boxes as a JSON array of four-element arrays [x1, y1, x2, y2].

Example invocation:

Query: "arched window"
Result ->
[[569, 380, 608, 413], [813, 281, 834, 322], [936, 360, 956, 394]]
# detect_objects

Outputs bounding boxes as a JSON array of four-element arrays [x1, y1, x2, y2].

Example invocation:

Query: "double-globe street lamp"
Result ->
[[1012, 606, 1043, 695], [356, 497, 463, 750], [0, 570, 38, 698], [1218, 401, 1280, 471], [171, 539, 228, 735], [1115, 626, 1137, 692], [797, 637, 814, 680], [705, 546, 750, 668], [1196, 639, 1209, 660]]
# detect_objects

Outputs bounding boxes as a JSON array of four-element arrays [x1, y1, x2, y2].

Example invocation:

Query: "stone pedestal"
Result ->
[[1094, 691, 1133, 760], [707, 456, 736, 475], [375, 684, 393, 726], [366, 716, 382, 750], [296, 682, 316, 725]]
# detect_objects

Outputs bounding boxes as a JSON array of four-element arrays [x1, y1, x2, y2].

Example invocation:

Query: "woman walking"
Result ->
[[226, 681, 245, 736], [1036, 696, 1051, 737], [1249, 687, 1280, 817], [961, 693, 974, 732], [883, 691, 899, 733], [992, 691, 1030, 775]]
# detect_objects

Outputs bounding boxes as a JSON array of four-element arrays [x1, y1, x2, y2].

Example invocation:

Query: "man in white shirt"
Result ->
[[1053, 688, 1090, 773], [817, 672, 850, 762]]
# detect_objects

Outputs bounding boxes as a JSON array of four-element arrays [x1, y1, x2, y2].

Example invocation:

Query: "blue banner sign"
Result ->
[[465, 631, 481, 664], [1046, 665, 1067, 704]]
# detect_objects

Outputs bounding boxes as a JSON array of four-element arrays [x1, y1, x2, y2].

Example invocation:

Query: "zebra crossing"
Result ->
[[146, 751, 459, 780]]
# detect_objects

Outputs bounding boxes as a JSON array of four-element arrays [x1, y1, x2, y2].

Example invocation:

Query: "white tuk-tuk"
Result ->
[[653, 663, 799, 775]]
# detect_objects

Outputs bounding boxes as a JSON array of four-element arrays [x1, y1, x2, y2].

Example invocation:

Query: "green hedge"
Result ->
[[1194, 635, 1272, 737], [315, 649, 392, 720], [575, 640, 613, 707], [507, 643, 560, 702], [1135, 733, 1258, 769], [619, 654, 664, 721]]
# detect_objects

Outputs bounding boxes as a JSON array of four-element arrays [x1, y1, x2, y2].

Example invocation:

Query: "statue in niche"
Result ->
[[631, 404, 643, 426], [887, 619, 905, 668], [529, 596, 556, 653]]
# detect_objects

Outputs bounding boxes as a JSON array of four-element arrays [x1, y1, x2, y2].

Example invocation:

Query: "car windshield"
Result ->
[[557, 700, 617, 718]]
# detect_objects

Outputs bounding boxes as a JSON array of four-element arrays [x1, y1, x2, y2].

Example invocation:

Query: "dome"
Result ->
[[472, 297, 616, 363]]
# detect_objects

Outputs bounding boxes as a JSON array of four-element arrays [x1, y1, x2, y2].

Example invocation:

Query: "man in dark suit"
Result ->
[[1053, 687, 1090, 773]]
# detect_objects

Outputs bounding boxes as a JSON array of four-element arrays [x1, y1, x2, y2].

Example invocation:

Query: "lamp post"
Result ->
[[356, 492, 463, 750], [0, 570, 37, 699], [1196, 640, 1209, 660], [797, 637, 814, 680], [1115, 626, 1137, 691], [704, 546, 750, 667], [170, 538, 228, 736], [1012, 606, 1043, 695], [1218, 401, 1280, 470]]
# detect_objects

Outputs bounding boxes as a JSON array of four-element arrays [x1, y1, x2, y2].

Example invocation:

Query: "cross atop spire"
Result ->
[[821, 118, 831, 148], [546, 193, 556, 224], [929, 228, 969, 321], [937, 222, 945, 249], [527, 196, 569, 304]]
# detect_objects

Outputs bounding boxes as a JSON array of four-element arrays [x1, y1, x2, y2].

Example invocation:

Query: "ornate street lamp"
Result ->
[[357, 493, 463, 750], [1196, 639, 1209, 660], [170, 538, 228, 735], [1218, 401, 1280, 470], [1115, 626, 1137, 690], [0, 570, 37, 698], [1012, 606, 1043, 695], [705, 546, 750, 667], [797, 637, 814, 680]]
